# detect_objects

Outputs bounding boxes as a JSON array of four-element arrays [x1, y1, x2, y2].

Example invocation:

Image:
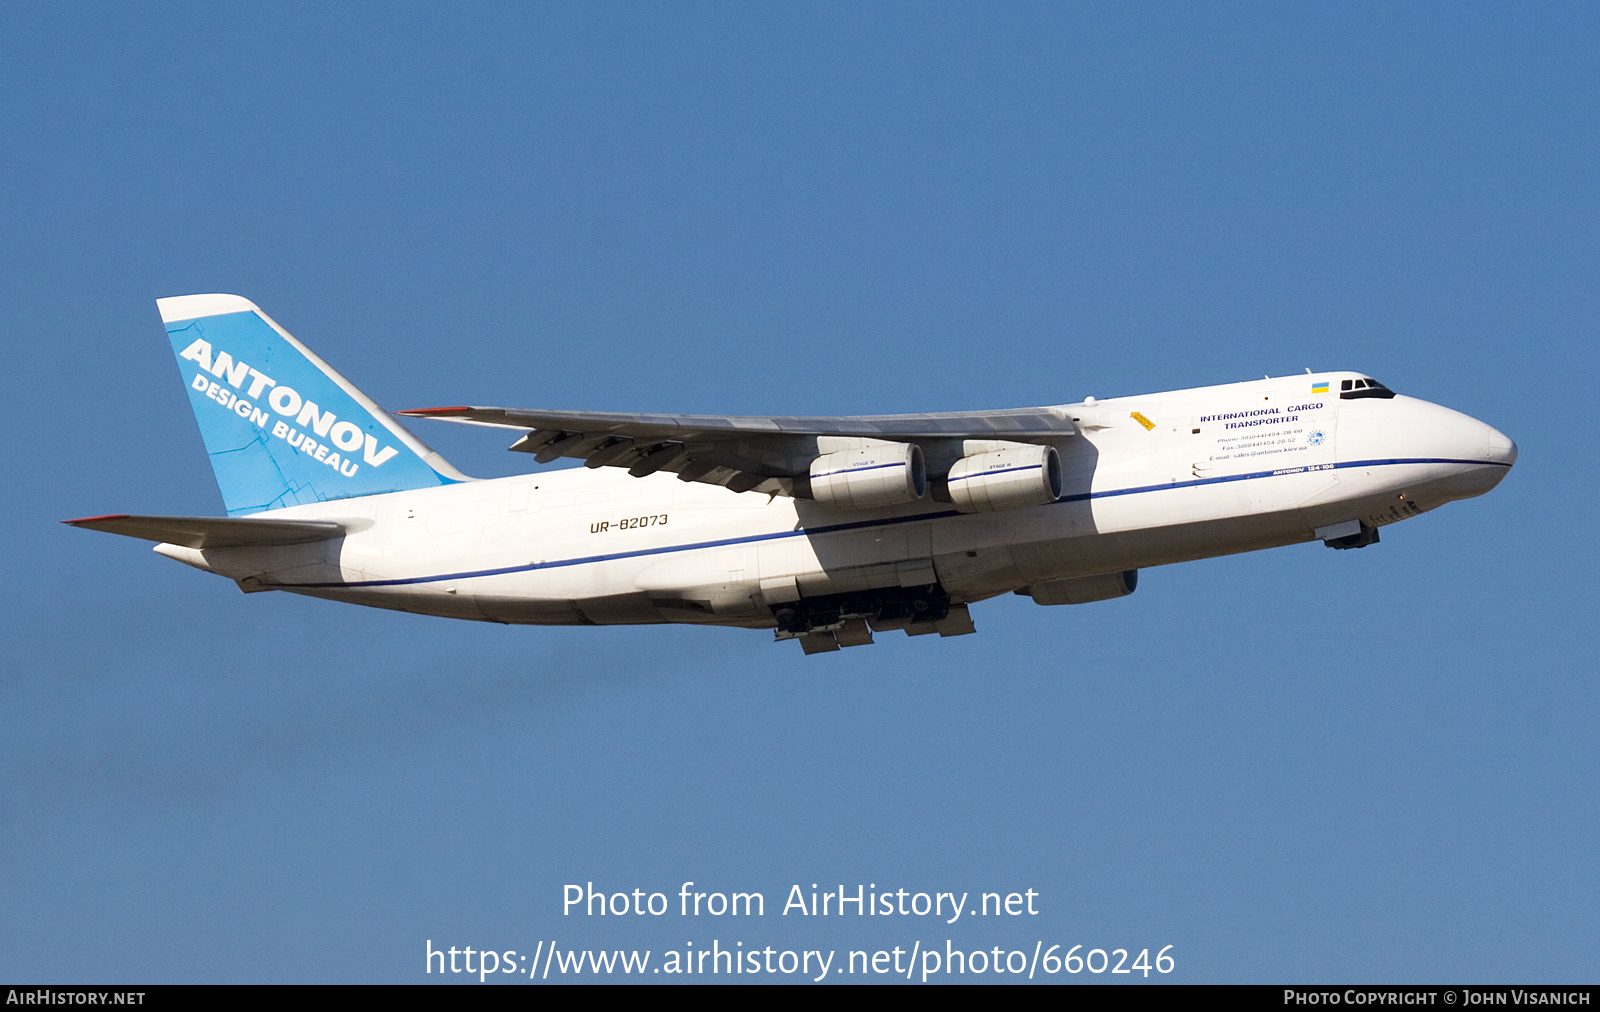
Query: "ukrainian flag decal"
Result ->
[[1312, 381, 1329, 394]]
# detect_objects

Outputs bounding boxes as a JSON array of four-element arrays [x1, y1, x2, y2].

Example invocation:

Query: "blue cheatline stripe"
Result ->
[[289, 509, 959, 588], [947, 463, 1042, 483], [1056, 456, 1501, 504], [811, 460, 906, 479], [281, 456, 1507, 590]]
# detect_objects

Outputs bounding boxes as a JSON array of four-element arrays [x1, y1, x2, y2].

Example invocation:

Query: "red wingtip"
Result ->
[[63, 514, 130, 525], [396, 406, 473, 416]]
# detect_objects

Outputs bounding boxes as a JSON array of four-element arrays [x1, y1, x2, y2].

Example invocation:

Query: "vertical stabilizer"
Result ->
[[159, 294, 470, 516]]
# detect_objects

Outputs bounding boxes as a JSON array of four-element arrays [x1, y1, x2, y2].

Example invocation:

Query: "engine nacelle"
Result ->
[[1023, 569, 1138, 605], [808, 442, 926, 509], [947, 445, 1062, 513]]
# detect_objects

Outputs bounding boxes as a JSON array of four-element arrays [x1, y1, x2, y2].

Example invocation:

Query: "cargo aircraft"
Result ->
[[67, 295, 1517, 653]]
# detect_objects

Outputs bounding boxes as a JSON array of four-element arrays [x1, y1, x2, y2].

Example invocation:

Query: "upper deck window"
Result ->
[[1340, 377, 1396, 400]]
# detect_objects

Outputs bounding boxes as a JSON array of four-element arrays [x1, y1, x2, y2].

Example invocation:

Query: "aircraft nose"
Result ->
[[1374, 398, 1516, 501], [1431, 414, 1516, 500], [1486, 425, 1518, 467]]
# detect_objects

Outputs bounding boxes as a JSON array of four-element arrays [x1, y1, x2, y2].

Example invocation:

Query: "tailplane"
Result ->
[[62, 512, 352, 548], [160, 294, 469, 515]]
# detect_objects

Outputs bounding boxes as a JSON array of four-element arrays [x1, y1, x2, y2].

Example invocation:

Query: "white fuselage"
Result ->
[[157, 373, 1516, 628]]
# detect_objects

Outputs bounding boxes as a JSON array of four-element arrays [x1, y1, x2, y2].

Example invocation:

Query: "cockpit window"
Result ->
[[1340, 376, 1396, 400]]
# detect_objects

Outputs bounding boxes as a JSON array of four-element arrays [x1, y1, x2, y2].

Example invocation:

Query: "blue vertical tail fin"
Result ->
[[159, 294, 471, 516]]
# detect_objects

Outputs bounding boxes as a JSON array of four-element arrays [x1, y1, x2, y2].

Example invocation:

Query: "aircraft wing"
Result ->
[[63, 514, 354, 549], [399, 405, 1078, 496]]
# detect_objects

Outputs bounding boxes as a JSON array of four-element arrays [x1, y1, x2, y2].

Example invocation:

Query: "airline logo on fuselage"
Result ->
[[178, 337, 399, 478]]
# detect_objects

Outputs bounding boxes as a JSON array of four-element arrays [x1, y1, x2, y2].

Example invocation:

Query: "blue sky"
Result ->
[[2, 2, 1596, 983]]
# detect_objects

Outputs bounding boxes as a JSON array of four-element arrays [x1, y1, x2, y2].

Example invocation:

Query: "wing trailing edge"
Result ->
[[397, 404, 1078, 498]]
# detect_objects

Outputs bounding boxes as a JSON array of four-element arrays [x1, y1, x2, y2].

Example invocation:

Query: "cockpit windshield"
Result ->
[[1340, 377, 1395, 400]]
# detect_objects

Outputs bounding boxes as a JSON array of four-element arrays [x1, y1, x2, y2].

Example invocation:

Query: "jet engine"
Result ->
[[1022, 569, 1138, 605], [947, 444, 1062, 513], [808, 442, 926, 509]]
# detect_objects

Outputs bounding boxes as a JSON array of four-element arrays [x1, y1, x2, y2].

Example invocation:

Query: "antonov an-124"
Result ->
[[67, 295, 1517, 654]]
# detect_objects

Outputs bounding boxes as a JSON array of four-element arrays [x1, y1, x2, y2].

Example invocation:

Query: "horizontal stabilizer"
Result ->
[[63, 513, 354, 549]]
